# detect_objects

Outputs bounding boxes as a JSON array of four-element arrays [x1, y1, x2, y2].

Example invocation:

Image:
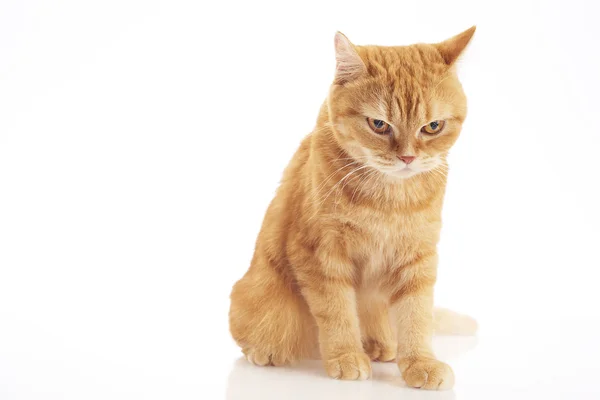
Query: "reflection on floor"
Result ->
[[226, 336, 478, 400]]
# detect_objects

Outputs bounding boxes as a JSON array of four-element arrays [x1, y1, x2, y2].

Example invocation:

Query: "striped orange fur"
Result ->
[[229, 27, 476, 390]]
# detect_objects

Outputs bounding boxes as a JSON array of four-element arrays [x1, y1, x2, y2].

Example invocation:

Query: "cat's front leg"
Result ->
[[358, 291, 396, 362], [391, 253, 454, 390], [299, 257, 371, 380]]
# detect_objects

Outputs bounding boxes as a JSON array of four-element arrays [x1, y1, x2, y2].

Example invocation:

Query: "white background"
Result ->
[[1, 0, 599, 399]]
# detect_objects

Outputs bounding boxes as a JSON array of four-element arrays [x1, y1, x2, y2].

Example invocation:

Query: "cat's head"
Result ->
[[327, 27, 475, 179]]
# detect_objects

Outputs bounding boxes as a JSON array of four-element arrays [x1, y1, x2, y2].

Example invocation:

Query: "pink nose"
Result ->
[[398, 155, 416, 165]]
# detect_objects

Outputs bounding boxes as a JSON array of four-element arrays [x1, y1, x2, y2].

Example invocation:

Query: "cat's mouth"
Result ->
[[367, 157, 423, 179], [376, 164, 421, 179], [393, 167, 419, 178]]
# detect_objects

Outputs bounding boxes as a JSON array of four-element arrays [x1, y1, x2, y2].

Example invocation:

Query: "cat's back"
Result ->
[[255, 132, 314, 251]]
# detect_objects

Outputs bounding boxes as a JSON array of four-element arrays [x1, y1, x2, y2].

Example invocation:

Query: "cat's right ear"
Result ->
[[334, 32, 366, 84]]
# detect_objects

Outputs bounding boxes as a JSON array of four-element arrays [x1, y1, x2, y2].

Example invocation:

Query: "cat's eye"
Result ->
[[421, 120, 445, 135], [367, 118, 391, 135]]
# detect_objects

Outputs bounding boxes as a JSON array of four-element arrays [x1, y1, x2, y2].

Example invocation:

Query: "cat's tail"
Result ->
[[433, 307, 478, 335]]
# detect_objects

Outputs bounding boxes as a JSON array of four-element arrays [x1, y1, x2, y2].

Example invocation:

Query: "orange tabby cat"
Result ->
[[229, 27, 477, 390]]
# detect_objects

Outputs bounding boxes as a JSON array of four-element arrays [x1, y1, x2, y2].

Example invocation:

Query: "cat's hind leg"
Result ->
[[229, 265, 316, 366]]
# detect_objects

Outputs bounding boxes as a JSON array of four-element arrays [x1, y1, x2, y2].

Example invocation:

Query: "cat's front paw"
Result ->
[[398, 357, 454, 390], [324, 352, 371, 380], [363, 338, 396, 362]]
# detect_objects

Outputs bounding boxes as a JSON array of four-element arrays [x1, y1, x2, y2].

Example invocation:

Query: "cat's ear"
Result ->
[[435, 26, 476, 65], [334, 32, 366, 84]]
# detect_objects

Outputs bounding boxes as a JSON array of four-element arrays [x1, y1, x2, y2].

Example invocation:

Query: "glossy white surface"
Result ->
[[2, 316, 600, 399]]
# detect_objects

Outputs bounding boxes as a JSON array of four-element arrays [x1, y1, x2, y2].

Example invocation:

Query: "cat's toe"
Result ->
[[324, 352, 372, 380], [363, 338, 396, 362], [398, 357, 454, 390], [242, 347, 290, 367], [243, 347, 271, 366]]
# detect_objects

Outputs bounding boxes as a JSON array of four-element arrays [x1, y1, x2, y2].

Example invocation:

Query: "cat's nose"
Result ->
[[398, 155, 416, 165]]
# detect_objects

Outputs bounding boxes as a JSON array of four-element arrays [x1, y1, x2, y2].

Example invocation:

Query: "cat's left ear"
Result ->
[[435, 26, 476, 65], [334, 32, 366, 84]]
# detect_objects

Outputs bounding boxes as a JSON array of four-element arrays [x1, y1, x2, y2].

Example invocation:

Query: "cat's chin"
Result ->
[[384, 168, 422, 180]]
